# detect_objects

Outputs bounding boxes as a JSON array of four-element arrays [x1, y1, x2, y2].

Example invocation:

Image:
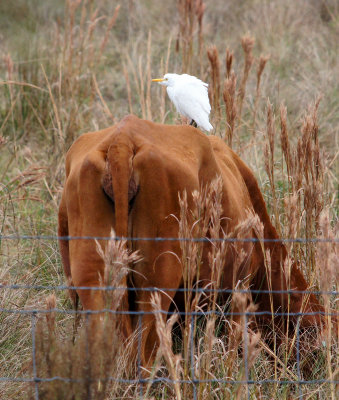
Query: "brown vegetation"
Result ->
[[0, 0, 338, 399]]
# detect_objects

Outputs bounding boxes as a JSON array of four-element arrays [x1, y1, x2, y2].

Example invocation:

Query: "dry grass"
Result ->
[[22, 233, 139, 400], [0, 0, 338, 398]]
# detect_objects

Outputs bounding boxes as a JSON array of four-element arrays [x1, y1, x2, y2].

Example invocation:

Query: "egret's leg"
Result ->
[[190, 119, 198, 128]]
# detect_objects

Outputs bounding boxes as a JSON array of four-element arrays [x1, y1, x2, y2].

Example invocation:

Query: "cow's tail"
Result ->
[[105, 132, 138, 238], [104, 132, 137, 339]]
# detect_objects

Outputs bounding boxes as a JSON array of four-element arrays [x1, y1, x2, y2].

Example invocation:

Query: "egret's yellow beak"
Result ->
[[152, 78, 165, 82]]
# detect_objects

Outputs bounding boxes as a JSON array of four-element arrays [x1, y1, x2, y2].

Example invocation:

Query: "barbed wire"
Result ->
[[1, 308, 337, 318], [1, 283, 338, 296], [0, 376, 337, 385], [1, 234, 338, 243]]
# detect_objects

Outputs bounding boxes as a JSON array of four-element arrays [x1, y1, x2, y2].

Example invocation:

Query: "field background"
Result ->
[[0, 0, 338, 399]]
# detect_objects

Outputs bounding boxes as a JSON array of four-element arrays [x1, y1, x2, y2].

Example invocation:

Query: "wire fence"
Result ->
[[1, 234, 338, 399], [1, 234, 339, 243]]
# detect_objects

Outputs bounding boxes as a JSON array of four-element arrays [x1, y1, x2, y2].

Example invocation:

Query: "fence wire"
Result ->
[[1, 234, 339, 243], [1, 234, 338, 399]]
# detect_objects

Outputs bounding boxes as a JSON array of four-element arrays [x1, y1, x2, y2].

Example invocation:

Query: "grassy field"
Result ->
[[0, 0, 338, 399]]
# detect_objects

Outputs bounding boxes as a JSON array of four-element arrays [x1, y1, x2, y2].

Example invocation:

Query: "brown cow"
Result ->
[[58, 115, 323, 368]]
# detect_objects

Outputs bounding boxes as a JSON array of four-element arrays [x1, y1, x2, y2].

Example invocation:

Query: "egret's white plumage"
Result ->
[[152, 73, 213, 132]]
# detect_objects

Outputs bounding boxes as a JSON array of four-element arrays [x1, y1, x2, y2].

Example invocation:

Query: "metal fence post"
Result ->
[[296, 316, 303, 399], [137, 312, 144, 398], [244, 312, 250, 400], [31, 312, 39, 400], [190, 314, 197, 400]]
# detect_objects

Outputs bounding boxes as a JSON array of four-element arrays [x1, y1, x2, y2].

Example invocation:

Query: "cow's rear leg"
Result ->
[[131, 253, 182, 373], [133, 292, 176, 374], [58, 191, 82, 341], [72, 269, 105, 341], [72, 260, 133, 346]]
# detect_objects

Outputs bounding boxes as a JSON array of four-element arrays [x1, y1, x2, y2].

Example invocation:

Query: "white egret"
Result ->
[[152, 73, 213, 132]]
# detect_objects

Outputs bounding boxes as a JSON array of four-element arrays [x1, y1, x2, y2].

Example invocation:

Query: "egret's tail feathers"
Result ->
[[197, 119, 213, 132], [202, 121, 213, 132]]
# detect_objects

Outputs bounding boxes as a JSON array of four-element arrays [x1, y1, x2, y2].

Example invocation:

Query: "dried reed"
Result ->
[[151, 293, 182, 400], [99, 5, 121, 57], [236, 35, 255, 125], [159, 36, 173, 123], [176, 0, 206, 74], [196, 0, 205, 76], [264, 99, 281, 235], [223, 71, 237, 146], [252, 54, 269, 132], [207, 45, 221, 122], [225, 48, 233, 79], [125, 31, 153, 121]]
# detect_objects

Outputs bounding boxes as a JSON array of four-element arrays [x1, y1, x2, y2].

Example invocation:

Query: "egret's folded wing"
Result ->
[[174, 81, 211, 116], [193, 83, 211, 115], [171, 87, 210, 130]]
